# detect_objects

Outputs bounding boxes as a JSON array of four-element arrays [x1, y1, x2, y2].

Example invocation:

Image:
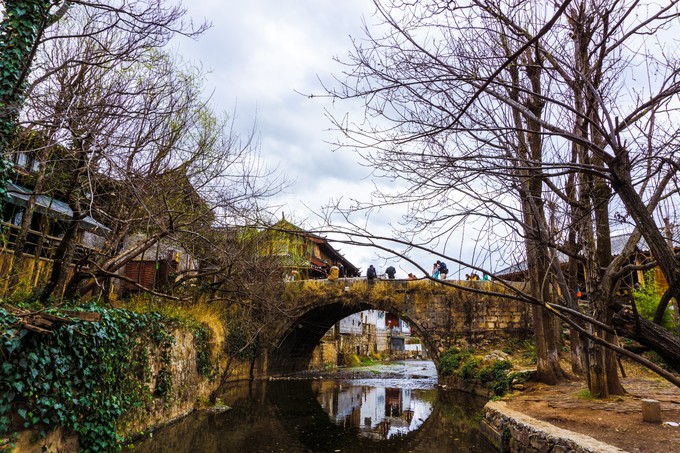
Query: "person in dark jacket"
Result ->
[[366, 265, 377, 284], [385, 265, 396, 279], [437, 261, 448, 279]]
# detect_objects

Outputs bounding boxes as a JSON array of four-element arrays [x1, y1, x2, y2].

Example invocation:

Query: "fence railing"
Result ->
[[1, 221, 107, 263]]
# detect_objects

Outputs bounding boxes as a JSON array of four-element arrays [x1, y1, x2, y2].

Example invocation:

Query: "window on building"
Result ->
[[15, 152, 29, 169], [271, 240, 289, 255], [13, 151, 40, 172]]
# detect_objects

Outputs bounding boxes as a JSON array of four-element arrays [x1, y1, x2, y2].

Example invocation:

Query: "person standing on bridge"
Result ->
[[385, 265, 396, 279], [366, 264, 377, 285], [437, 261, 448, 279], [432, 262, 440, 279]]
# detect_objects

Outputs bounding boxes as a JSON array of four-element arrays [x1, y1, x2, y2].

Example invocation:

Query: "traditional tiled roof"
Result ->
[[267, 217, 360, 276], [7, 182, 110, 233], [495, 229, 678, 278]]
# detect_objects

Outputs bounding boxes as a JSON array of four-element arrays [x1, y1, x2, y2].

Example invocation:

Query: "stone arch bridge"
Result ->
[[265, 279, 532, 376]]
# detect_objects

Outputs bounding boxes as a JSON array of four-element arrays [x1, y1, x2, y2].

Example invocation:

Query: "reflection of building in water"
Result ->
[[313, 382, 434, 440], [385, 387, 402, 417]]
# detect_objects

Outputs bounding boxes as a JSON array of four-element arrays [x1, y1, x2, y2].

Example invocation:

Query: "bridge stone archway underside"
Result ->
[[266, 280, 531, 376]]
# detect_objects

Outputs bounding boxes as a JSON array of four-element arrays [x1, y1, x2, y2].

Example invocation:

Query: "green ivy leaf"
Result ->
[[0, 415, 10, 432]]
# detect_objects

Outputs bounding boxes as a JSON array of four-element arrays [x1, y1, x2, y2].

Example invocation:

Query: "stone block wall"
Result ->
[[481, 401, 626, 453], [405, 282, 532, 357], [376, 329, 390, 352], [336, 328, 375, 364], [309, 340, 338, 369]]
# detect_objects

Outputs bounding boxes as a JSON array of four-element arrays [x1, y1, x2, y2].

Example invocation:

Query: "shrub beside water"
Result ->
[[439, 347, 515, 396]]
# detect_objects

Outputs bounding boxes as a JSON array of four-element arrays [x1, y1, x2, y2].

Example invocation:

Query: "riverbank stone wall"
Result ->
[[481, 400, 627, 453], [10, 325, 260, 452]]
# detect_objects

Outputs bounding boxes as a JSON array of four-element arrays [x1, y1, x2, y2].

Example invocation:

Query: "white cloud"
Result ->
[[172, 1, 487, 277]]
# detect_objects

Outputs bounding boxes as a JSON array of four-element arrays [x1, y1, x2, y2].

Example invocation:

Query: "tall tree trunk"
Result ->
[[0, 1, 52, 213], [38, 136, 88, 303], [524, 46, 567, 385], [593, 170, 625, 395], [612, 308, 680, 373], [608, 160, 680, 324], [503, 40, 567, 385], [565, 2, 624, 396], [523, 194, 568, 384], [525, 239, 567, 384], [577, 173, 621, 397], [564, 164, 585, 374], [38, 217, 79, 303]]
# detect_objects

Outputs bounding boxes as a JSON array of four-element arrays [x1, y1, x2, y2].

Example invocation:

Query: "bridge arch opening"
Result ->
[[268, 301, 437, 375]]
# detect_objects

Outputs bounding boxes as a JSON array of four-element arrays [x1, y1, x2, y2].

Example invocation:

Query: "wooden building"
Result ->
[[259, 215, 360, 279]]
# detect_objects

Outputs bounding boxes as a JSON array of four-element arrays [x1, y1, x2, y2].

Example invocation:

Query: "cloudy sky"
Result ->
[[171, 1, 421, 275], [171, 1, 506, 279], [167, 2, 680, 281], [173, 0, 373, 207]]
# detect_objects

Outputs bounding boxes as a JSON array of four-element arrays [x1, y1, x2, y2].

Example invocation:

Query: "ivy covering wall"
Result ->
[[0, 305, 213, 452], [0, 1, 54, 211]]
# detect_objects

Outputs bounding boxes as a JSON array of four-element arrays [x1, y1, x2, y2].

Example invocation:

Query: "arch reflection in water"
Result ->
[[133, 378, 496, 452], [314, 382, 434, 440]]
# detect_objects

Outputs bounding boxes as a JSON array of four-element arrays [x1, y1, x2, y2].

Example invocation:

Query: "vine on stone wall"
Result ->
[[0, 305, 175, 452], [192, 324, 214, 378], [0, 1, 55, 212]]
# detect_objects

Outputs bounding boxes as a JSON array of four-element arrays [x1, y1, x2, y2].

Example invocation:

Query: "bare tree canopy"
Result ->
[[0, 0, 207, 207], [321, 0, 680, 393], [1, 1, 285, 302]]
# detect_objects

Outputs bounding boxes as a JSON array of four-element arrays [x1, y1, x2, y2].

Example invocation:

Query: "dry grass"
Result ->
[[115, 296, 226, 357]]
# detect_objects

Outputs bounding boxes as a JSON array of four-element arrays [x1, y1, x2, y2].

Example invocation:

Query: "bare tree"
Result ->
[[2, 1, 207, 292], [5, 4, 283, 302], [321, 0, 680, 393], [0, 1, 206, 215]]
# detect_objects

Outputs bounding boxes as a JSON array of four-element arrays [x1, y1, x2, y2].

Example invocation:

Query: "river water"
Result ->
[[133, 360, 496, 453]]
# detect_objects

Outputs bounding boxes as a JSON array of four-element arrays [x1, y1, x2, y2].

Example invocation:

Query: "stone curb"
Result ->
[[481, 400, 628, 452]]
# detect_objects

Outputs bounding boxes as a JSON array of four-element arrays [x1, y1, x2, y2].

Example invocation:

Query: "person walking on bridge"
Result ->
[[385, 265, 396, 279]]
